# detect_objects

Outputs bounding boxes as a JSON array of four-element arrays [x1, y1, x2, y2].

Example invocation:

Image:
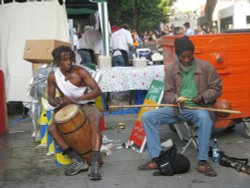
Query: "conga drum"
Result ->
[[54, 104, 93, 164]]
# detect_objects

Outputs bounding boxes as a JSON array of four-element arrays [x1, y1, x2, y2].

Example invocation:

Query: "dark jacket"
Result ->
[[162, 58, 222, 105]]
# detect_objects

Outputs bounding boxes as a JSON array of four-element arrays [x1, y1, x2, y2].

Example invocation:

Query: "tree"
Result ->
[[108, 0, 176, 32]]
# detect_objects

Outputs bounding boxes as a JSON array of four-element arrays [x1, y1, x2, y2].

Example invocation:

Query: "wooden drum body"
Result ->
[[54, 104, 92, 164]]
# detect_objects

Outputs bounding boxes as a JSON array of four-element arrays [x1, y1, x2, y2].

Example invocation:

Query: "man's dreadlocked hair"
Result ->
[[52, 45, 75, 66]]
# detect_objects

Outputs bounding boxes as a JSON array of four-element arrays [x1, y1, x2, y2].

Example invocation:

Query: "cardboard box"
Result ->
[[23, 39, 71, 63]]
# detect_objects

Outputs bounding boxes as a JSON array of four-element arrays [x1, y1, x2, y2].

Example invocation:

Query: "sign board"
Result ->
[[128, 79, 164, 152]]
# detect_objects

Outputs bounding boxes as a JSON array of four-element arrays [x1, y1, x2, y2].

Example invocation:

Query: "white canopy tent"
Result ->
[[0, 0, 110, 102], [0, 1, 69, 102]]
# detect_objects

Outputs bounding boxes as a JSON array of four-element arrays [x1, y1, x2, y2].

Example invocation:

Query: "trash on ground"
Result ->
[[36, 144, 47, 148], [101, 143, 113, 155], [105, 122, 126, 130], [161, 138, 173, 148], [102, 134, 120, 144], [237, 140, 244, 144], [116, 122, 126, 129], [122, 140, 134, 149]]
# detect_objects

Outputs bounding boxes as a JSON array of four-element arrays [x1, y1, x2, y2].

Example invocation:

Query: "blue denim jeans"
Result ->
[[78, 50, 92, 64], [141, 107, 213, 161], [112, 55, 125, 67]]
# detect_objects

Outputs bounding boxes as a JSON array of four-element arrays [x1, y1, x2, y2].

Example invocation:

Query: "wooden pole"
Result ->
[[109, 104, 242, 114]]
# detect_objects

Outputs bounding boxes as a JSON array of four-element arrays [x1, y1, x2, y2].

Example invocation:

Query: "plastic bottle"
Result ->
[[212, 138, 220, 162]]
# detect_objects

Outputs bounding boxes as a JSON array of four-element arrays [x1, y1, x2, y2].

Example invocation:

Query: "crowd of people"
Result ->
[[72, 23, 161, 67], [109, 22, 217, 67], [161, 22, 217, 36], [72, 21, 216, 68]]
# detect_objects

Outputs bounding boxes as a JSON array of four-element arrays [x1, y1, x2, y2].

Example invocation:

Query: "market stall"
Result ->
[[98, 65, 164, 92]]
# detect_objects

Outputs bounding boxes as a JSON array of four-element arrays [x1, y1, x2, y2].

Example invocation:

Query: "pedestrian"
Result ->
[[47, 45, 103, 181], [138, 36, 222, 177], [183, 22, 195, 35], [78, 25, 102, 65], [196, 25, 207, 35], [73, 28, 80, 51], [110, 23, 134, 66]]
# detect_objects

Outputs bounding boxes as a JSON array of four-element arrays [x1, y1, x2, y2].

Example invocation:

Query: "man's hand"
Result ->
[[191, 95, 203, 104], [54, 97, 63, 108], [52, 96, 76, 108], [176, 96, 191, 105], [175, 96, 191, 115], [62, 95, 77, 106]]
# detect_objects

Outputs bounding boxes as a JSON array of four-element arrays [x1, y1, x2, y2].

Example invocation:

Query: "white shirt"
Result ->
[[73, 33, 79, 49], [185, 28, 194, 35], [110, 28, 133, 52], [79, 29, 102, 54]]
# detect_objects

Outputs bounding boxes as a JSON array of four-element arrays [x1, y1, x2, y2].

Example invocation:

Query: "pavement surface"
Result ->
[[1, 113, 250, 188]]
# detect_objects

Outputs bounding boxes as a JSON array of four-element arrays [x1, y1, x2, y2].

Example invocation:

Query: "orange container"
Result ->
[[0, 70, 8, 136], [159, 33, 250, 129]]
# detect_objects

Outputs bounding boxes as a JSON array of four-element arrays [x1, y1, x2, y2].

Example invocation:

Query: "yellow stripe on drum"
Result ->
[[37, 107, 47, 126], [95, 96, 106, 131], [46, 110, 54, 126], [41, 97, 55, 111], [40, 95, 56, 133], [40, 124, 48, 146], [54, 143, 72, 166], [47, 131, 55, 155], [95, 96, 102, 108]]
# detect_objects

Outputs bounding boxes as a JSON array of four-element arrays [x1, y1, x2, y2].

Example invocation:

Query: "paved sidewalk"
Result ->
[[0, 114, 250, 188]]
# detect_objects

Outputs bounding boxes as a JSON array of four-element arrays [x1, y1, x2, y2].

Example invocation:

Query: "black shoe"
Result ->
[[88, 162, 102, 181], [67, 150, 83, 162], [64, 159, 89, 176]]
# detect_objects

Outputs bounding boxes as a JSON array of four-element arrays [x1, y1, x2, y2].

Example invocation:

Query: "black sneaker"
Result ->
[[88, 162, 102, 181], [64, 159, 89, 176]]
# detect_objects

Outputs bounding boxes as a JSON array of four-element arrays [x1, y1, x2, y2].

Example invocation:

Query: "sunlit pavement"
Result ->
[[0, 114, 250, 188]]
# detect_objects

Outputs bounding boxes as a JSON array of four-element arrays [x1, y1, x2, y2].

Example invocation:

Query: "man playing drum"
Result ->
[[47, 45, 102, 181]]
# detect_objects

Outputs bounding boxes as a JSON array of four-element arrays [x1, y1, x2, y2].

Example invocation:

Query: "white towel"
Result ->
[[54, 67, 88, 104]]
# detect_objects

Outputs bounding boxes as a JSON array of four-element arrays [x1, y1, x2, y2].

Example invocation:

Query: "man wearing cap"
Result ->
[[138, 36, 222, 177]]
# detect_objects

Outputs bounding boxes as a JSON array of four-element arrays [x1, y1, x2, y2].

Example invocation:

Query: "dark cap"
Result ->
[[174, 36, 195, 56]]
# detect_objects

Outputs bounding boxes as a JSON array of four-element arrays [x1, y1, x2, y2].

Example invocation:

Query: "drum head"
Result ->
[[55, 104, 79, 122]]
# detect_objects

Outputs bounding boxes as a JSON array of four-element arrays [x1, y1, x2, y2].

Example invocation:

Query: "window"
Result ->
[[247, 16, 250, 27], [220, 16, 233, 32]]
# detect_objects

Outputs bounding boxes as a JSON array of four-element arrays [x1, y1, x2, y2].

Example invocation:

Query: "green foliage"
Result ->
[[107, 0, 176, 32], [108, 0, 133, 25]]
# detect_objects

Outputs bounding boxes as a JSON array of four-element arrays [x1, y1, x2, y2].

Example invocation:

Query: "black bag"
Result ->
[[153, 144, 190, 176]]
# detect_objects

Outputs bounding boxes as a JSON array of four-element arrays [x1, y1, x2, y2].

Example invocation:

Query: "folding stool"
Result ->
[[173, 121, 199, 154]]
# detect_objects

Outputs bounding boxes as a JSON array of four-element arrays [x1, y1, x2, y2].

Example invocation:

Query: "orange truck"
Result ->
[[158, 32, 250, 138]]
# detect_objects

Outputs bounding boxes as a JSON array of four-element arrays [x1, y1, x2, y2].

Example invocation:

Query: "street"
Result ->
[[0, 113, 250, 188]]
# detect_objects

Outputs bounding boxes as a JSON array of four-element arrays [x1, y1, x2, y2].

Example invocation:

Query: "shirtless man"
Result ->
[[47, 45, 102, 181]]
